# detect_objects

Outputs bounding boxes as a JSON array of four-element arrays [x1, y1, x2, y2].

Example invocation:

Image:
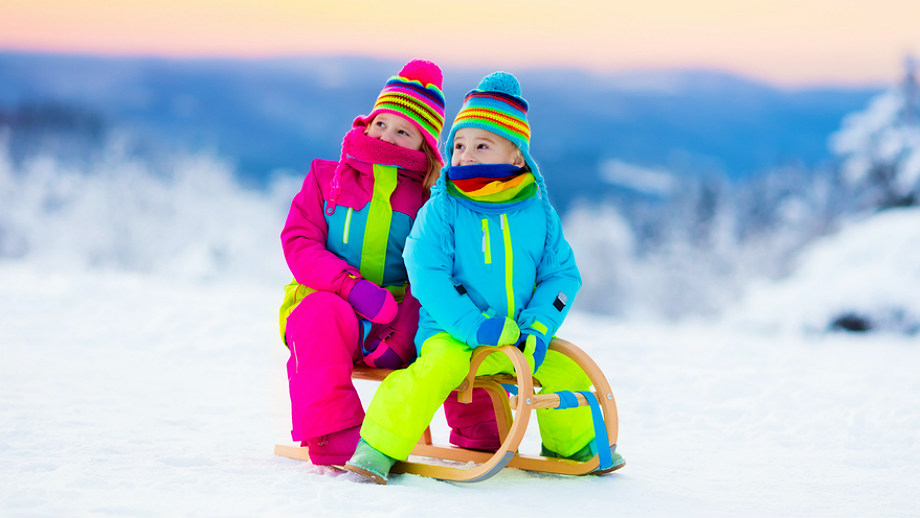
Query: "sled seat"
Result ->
[[274, 338, 622, 482]]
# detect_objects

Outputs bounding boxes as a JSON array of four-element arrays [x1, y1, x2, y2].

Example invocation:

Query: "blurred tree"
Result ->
[[829, 54, 920, 210]]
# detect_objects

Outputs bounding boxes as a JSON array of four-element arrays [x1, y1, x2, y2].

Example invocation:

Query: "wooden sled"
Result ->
[[274, 338, 623, 483]]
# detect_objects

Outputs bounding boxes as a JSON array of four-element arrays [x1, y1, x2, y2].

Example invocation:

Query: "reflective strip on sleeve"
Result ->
[[532, 321, 548, 335]]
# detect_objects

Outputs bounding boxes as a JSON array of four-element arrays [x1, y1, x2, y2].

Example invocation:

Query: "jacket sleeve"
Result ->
[[403, 196, 489, 348], [516, 203, 582, 341], [281, 164, 361, 297]]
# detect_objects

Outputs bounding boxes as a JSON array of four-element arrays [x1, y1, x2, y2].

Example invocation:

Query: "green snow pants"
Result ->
[[360, 332, 595, 460]]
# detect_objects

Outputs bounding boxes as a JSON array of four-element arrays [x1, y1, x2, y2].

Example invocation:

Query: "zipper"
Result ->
[[481, 218, 491, 264], [482, 214, 515, 317], [343, 208, 353, 244]]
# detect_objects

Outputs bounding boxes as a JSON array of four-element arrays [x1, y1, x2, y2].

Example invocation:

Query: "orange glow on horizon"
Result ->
[[1, 0, 918, 87]]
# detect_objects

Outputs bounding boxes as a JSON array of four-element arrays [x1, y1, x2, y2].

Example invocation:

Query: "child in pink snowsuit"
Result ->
[[278, 59, 446, 467]]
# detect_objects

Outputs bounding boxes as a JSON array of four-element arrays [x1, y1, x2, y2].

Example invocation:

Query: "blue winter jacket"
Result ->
[[403, 169, 582, 352]]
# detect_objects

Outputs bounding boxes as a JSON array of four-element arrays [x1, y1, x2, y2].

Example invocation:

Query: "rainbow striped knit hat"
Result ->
[[444, 72, 540, 181], [354, 59, 446, 162]]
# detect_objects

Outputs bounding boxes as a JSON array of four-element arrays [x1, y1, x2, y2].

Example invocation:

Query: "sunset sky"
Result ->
[[2, 0, 918, 87]]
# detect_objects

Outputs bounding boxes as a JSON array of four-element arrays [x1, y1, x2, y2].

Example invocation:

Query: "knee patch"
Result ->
[[417, 333, 472, 388]]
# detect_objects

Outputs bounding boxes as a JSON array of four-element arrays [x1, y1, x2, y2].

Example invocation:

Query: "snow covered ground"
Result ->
[[1, 255, 918, 516], [1, 148, 918, 516]]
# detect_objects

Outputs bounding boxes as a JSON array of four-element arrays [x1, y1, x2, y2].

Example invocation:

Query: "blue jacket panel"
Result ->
[[404, 191, 582, 351]]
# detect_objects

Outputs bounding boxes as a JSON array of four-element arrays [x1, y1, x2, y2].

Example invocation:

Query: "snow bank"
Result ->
[[725, 208, 920, 335]]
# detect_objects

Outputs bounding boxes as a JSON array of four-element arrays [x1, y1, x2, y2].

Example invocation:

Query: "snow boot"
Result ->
[[444, 388, 501, 452], [449, 420, 501, 452], [302, 425, 360, 466], [541, 442, 626, 475], [344, 438, 396, 485]]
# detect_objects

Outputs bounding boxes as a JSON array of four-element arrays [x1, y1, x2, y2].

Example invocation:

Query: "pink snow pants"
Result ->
[[285, 291, 364, 443], [285, 290, 499, 448]]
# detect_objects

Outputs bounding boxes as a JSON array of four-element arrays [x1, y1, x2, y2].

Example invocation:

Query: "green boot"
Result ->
[[344, 439, 396, 485]]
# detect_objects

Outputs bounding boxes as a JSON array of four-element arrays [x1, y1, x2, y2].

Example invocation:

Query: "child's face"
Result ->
[[451, 127, 524, 167], [365, 113, 425, 151]]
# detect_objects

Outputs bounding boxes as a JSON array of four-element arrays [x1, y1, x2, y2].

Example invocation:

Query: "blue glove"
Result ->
[[476, 316, 520, 347], [516, 333, 548, 373]]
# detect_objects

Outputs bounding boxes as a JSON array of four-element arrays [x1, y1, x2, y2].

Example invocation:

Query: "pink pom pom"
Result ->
[[399, 59, 443, 89]]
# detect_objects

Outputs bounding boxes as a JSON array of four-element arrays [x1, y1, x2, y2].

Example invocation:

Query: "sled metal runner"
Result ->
[[273, 338, 622, 482]]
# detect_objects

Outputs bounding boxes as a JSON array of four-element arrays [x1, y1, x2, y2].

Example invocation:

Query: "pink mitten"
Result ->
[[362, 287, 421, 369]]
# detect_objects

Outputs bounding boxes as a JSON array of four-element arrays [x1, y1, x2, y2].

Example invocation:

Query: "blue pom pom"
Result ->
[[477, 72, 521, 97]]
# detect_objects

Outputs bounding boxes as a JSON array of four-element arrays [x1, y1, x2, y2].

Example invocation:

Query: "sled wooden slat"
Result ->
[[274, 338, 621, 482], [511, 391, 591, 409], [274, 443, 311, 461]]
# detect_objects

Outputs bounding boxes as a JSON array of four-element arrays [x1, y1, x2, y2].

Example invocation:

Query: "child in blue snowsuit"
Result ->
[[345, 71, 624, 483]]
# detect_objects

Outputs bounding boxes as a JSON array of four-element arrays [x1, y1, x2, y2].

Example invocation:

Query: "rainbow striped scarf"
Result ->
[[446, 164, 538, 208]]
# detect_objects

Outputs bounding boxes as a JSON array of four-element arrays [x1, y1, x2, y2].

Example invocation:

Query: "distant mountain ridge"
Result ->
[[0, 51, 881, 212]]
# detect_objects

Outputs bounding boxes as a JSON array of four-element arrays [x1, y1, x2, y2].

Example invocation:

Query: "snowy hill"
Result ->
[[725, 208, 920, 335], [1, 242, 917, 516], [1, 146, 918, 515]]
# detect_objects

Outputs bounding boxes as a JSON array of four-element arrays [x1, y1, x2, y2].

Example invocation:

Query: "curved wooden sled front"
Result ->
[[273, 338, 620, 482]]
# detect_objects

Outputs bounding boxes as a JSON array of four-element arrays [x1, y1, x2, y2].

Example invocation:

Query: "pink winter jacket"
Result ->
[[278, 128, 432, 363], [281, 128, 429, 297]]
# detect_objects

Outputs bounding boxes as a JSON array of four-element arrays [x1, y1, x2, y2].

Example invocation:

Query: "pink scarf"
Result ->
[[326, 127, 429, 215]]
